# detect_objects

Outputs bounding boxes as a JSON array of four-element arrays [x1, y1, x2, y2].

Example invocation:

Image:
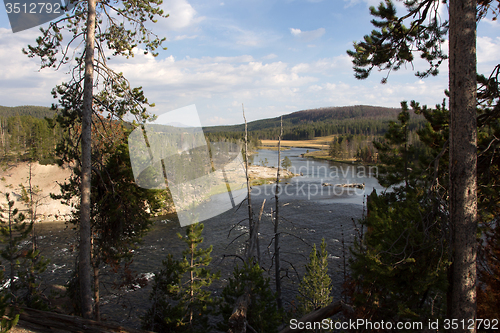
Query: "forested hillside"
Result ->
[[204, 105, 425, 140], [0, 106, 61, 163], [0, 105, 56, 119]]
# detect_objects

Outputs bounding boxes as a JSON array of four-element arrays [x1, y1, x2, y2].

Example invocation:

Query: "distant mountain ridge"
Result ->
[[0, 105, 56, 119], [203, 105, 402, 133], [0, 104, 401, 129]]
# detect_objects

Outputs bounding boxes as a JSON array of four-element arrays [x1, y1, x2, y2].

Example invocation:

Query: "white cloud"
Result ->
[[173, 34, 198, 41], [0, 26, 449, 126], [157, 0, 204, 31], [0, 28, 68, 107], [477, 36, 500, 64], [292, 55, 352, 74], [206, 115, 229, 125], [215, 24, 281, 48], [343, 0, 385, 9], [262, 53, 278, 60], [290, 28, 302, 36], [482, 17, 500, 28], [290, 27, 325, 42]]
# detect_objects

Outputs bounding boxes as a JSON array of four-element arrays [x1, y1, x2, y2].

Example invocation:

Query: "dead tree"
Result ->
[[242, 104, 256, 262]]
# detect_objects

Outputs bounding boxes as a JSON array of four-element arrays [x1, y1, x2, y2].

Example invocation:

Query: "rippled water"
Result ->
[[33, 149, 382, 328]]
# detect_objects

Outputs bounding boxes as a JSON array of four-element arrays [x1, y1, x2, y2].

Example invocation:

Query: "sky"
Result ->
[[0, 0, 499, 126]]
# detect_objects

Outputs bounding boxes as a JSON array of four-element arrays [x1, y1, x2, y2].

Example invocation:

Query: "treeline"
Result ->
[[204, 105, 426, 141], [205, 105, 403, 132], [204, 131, 261, 151], [257, 117, 424, 140], [0, 114, 63, 163], [329, 129, 425, 163], [0, 105, 56, 119]]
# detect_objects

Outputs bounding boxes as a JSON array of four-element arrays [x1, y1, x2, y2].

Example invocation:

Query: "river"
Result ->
[[32, 148, 385, 328]]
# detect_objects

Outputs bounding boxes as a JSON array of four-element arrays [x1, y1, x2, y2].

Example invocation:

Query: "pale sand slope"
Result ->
[[248, 165, 296, 180], [0, 162, 75, 221], [0, 162, 294, 222]]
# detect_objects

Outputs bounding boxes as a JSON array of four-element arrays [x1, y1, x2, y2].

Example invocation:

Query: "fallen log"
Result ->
[[278, 300, 351, 333], [17, 307, 154, 333]]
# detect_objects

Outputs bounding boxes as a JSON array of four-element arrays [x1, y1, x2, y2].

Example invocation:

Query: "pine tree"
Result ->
[[344, 102, 453, 326], [18, 163, 50, 309], [328, 139, 341, 158], [0, 194, 31, 304], [346, 188, 449, 325], [142, 254, 183, 332], [25, 0, 168, 318], [143, 222, 219, 332], [56, 130, 162, 318], [297, 238, 332, 315], [348, 0, 478, 325], [477, 223, 500, 319], [0, 193, 49, 310], [218, 262, 282, 333], [475, 68, 500, 319], [373, 101, 417, 188], [281, 156, 292, 171]]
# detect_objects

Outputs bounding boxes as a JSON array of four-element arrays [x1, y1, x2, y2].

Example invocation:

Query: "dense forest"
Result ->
[[0, 106, 62, 163], [0, 105, 57, 119], [204, 105, 426, 140]]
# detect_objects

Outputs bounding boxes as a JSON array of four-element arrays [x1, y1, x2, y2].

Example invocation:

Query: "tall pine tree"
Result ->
[[143, 222, 219, 332], [25, 0, 168, 317], [296, 238, 332, 316], [348, 0, 479, 326]]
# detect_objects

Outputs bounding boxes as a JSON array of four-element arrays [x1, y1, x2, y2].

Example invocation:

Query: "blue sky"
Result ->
[[1, 0, 499, 125]]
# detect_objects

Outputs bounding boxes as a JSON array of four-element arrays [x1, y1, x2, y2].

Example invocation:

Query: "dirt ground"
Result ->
[[0, 162, 75, 221]]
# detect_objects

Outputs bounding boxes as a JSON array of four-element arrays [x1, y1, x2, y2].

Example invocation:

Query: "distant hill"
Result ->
[[0, 105, 56, 119], [203, 105, 401, 133], [202, 105, 419, 140]]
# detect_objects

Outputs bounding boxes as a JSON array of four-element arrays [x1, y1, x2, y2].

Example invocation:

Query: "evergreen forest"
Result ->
[[0, 0, 497, 329]]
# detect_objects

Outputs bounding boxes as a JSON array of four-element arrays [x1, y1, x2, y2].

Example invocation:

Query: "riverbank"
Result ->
[[260, 136, 333, 150], [0, 162, 75, 222], [259, 136, 378, 166], [301, 149, 377, 166], [0, 162, 296, 223]]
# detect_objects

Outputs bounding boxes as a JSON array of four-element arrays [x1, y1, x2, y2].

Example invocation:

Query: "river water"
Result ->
[[33, 148, 385, 328]]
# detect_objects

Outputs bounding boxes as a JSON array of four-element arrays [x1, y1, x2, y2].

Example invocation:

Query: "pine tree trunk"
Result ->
[[449, 0, 477, 330], [9, 205, 15, 302], [80, 0, 96, 319], [94, 266, 100, 321], [242, 105, 254, 261], [190, 241, 194, 326], [274, 117, 283, 310]]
